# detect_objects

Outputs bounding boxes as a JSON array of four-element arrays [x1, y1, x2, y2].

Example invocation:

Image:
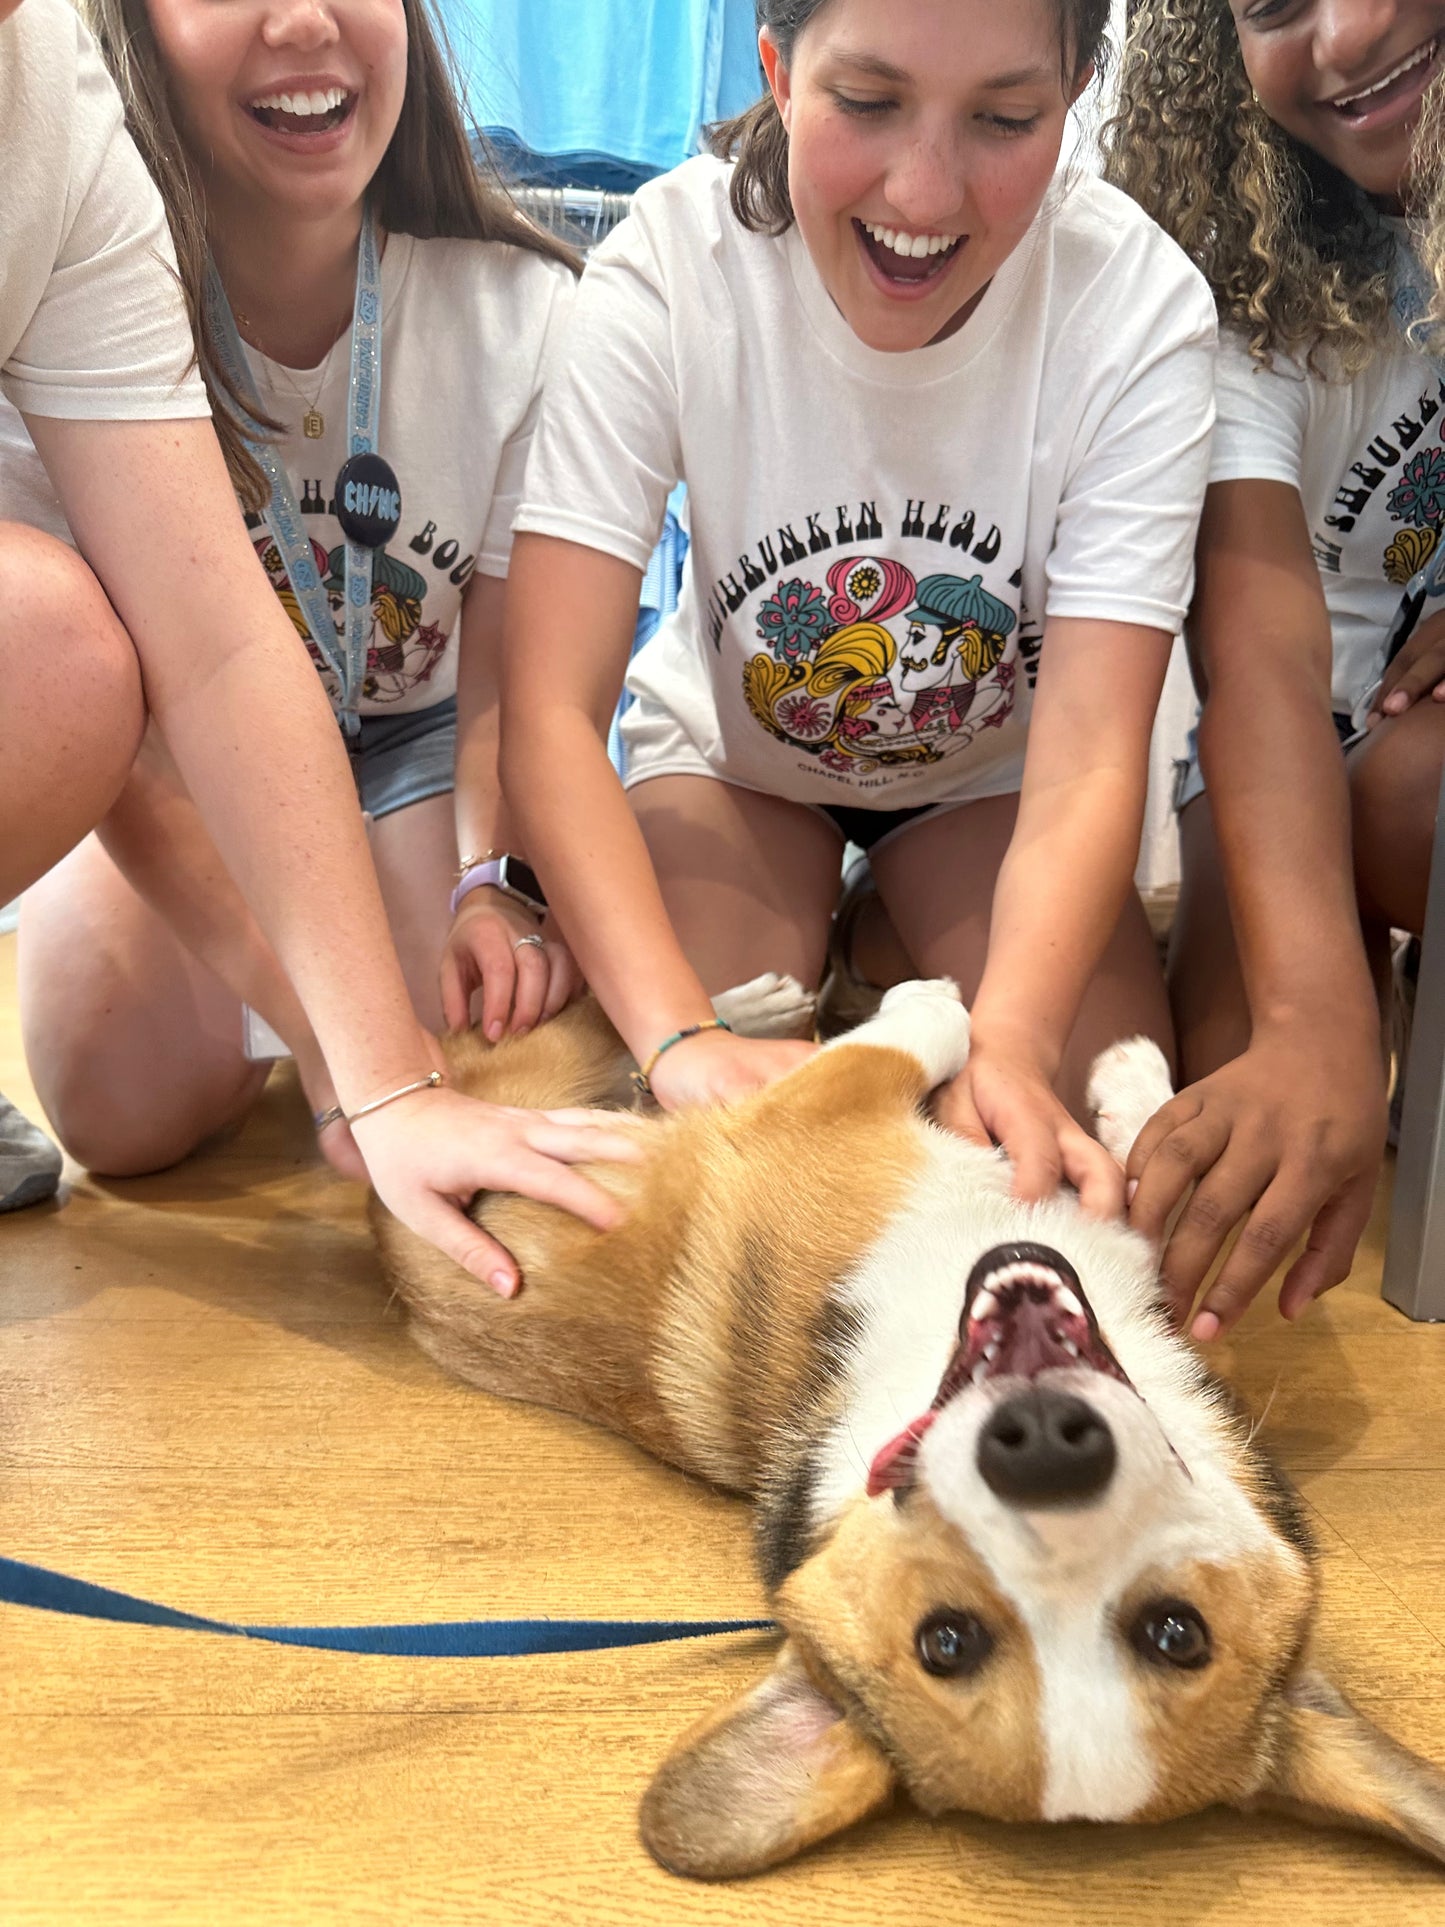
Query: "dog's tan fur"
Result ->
[[372, 986, 1445, 1879]]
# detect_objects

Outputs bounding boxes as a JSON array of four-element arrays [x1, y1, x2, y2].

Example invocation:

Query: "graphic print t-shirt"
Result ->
[[0, 230, 573, 718], [1211, 323, 1445, 716], [515, 157, 1217, 807]]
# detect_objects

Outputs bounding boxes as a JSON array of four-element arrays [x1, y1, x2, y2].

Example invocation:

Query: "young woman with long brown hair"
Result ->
[[11, 0, 591, 1194], [0, 0, 634, 1281], [501, 0, 1217, 1214]]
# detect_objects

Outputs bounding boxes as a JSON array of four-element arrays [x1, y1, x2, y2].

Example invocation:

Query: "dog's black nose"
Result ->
[[976, 1388, 1115, 1507]]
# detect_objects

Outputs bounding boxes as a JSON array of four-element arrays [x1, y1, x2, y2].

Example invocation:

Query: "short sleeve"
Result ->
[[475, 263, 576, 576], [512, 211, 682, 574], [1207, 329, 1310, 487], [1, 13, 208, 422], [1044, 277, 1217, 634]]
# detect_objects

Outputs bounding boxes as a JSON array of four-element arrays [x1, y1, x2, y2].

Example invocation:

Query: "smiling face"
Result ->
[[1230, 0, 1445, 201], [759, 0, 1088, 352], [145, 0, 408, 224]]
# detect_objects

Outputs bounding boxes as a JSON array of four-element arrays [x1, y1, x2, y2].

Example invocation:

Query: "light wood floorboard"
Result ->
[[3, 932, 1444, 1924]]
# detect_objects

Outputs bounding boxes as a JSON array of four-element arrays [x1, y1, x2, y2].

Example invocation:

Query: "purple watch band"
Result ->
[[449, 860, 506, 916]]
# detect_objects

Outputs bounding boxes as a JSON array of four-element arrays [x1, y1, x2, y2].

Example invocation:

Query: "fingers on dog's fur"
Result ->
[[445, 997, 636, 1112]]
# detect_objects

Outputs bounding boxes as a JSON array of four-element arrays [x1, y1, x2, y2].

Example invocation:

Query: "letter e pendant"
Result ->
[[303, 408, 325, 440]]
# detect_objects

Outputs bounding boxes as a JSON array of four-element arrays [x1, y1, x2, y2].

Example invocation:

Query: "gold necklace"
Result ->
[[234, 309, 340, 439]]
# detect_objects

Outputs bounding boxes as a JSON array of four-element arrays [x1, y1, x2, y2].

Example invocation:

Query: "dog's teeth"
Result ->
[[971, 1288, 998, 1321], [984, 1340, 1000, 1360], [1061, 1337, 1080, 1358], [1056, 1287, 1084, 1317], [972, 1359, 990, 1387]]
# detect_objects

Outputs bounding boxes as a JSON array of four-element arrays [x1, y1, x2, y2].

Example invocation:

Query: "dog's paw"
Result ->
[[1087, 1037, 1174, 1166], [830, 979, 971, 1087], [878, 977, 961, 1014], [712, 972, 818, 1041]]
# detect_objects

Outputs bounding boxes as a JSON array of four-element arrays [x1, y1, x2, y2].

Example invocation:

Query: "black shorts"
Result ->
[[818, 802, 951, 853]]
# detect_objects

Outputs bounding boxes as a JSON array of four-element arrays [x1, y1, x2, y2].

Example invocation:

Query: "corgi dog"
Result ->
[[372, 976, 1445, 1880]]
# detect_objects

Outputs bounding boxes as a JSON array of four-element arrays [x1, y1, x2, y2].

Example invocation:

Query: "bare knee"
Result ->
[[21, 879, 263, 1176], [1350, 706, 1445, 931], [0, 524, 146, 894], [0, 521, 143, 715], [34, 1042, 263, 1176]]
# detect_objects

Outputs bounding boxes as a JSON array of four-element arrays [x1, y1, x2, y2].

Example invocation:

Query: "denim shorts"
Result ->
[[346, 696, 457, 820], [1173, 709, 1359, 814]]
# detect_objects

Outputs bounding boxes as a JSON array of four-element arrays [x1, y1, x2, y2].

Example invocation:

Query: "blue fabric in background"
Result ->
[[609, 495, 689, 774], [439, 0, 763, 176]]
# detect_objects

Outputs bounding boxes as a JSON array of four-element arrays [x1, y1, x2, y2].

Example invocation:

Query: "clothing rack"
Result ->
[[510, 185, 635, 252]]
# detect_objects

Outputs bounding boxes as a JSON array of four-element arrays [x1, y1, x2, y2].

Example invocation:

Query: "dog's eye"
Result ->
[[916, 1609, 994, 1678], [1130, 1599, 1212, 1671]]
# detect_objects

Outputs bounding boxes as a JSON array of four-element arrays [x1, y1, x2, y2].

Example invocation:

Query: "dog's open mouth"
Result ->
[[867, 1243, 1135, 1496]]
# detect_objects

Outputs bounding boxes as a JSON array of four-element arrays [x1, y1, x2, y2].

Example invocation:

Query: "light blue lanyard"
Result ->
[[204, 207, 385, 734]]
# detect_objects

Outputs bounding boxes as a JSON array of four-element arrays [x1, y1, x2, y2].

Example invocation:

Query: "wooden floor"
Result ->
[[3, 933, 1445, 1924]]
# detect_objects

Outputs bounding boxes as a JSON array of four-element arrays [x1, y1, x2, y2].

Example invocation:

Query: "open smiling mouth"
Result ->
[[866, 1243, 1136, 1496], [248, 88, 357, 136], [1330, 34, 1441, 120], [854, 218, 963, 289]]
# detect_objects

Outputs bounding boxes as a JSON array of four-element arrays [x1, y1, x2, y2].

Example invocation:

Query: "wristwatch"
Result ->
[[450, 854, 549, 919]]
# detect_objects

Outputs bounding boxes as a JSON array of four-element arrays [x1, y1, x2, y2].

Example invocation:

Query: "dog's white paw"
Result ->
[[712, 971, 817, 1041], [829, 978, 971, 1087], [1087, 1036, 1174, 1167], [878, 977, 961, 1013]]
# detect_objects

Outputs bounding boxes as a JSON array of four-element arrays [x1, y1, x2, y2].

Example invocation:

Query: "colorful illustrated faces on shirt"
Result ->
[[758, 0, 1094, 354]]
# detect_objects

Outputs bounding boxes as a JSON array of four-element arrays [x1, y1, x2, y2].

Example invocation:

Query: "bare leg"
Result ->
[[627, 776, 844, 994], [868, 794, 1174, 1120], [1166, 794, 1252, 1083], [20, 837, 269, 1175], [367, 792, 457, 1033], [1350, 700, 1445, 935], [22, 758, 458, 1176], [0, 523, 145, 901]]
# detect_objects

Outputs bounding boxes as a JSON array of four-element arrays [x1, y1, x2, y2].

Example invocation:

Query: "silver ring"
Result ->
[[513, 933, 546, 952]]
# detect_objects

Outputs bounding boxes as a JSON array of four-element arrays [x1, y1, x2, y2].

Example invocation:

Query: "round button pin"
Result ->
[[334, 452, 402, 550]]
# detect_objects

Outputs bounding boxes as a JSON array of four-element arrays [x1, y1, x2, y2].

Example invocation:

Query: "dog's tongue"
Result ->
[[866, 1411, 936, 1496]]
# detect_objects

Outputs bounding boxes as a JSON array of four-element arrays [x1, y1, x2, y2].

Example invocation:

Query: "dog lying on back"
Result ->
[[372, 976, 1445, 1879]]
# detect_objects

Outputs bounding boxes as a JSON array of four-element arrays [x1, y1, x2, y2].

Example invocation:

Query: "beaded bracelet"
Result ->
[[631, 1018, 733, 1096]]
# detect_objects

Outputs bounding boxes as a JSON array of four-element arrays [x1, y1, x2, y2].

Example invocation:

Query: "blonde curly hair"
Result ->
[[1100, 0, 1445, 376]]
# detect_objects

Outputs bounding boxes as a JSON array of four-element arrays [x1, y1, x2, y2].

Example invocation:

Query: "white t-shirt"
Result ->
[[0, 0, 207, 425], [1, 222, 575, 717], [516, 156, 1217, 807], [1210, 323, 1445, 716]]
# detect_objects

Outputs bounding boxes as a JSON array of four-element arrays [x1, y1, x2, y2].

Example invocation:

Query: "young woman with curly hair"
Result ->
[[1104, 0, 1445, 1337]]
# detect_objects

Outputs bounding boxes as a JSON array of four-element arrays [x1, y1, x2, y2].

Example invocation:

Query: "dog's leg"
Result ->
[[1086, 1037, 1174, 1168], [711, 972, 818, 1041], [820, 978, 971, 1091]]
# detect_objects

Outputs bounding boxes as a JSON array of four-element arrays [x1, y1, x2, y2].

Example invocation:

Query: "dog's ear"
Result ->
[[639, 1641, 895, 1878], [1253, 1667, 1445, 1864]]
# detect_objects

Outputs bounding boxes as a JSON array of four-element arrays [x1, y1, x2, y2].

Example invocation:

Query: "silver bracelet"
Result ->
[[344, 1070, 445, 1127]]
